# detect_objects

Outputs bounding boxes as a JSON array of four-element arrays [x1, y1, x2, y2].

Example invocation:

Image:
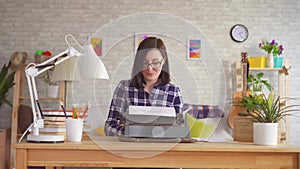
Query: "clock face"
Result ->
[[230, 24, 248, 42]]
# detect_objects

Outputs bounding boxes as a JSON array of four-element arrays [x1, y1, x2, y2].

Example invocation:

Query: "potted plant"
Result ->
[[247, 72, 272, 96], [40, 70, 59, 98], [236, 72, 272, 116], [240, 90, 299, 145]]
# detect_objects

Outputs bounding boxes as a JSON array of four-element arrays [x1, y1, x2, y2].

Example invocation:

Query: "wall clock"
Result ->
[[230, 24, 249, 42]]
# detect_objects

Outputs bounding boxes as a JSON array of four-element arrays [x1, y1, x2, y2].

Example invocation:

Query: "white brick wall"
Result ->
[[1, 0, 300, 145]]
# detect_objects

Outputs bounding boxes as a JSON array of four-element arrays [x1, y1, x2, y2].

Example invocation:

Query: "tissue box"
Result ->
[[248, 57, 266, 68]]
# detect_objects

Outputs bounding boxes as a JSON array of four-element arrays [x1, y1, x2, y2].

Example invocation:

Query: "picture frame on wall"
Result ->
[[90, 37, 104, 58], [134, 32, 159, 52], [187, 39, 202, 60]]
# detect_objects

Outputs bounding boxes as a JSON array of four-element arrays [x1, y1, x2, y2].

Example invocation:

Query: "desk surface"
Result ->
[[13, 136, 300, 169], [13, 136, 300, 151]]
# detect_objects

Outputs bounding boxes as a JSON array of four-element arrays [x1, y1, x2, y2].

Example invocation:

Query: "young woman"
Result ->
[[105, 37, 183, 136]]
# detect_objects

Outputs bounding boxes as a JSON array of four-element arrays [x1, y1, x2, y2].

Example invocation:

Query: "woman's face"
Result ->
[[141, 49, 164, 83]]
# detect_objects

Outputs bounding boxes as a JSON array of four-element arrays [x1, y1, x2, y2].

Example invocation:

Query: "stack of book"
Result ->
[[40, 110, 90, 138], [43, 110, 72, 128]]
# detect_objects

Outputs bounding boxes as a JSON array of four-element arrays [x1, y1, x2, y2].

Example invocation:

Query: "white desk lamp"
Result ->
[[24, 34, 109, 143]]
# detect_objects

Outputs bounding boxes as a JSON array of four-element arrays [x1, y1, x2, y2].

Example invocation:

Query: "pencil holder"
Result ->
[[66, 118, 83, 142]]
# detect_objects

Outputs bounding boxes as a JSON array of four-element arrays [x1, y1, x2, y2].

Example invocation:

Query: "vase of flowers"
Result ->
[[258, 39, 284, 68]]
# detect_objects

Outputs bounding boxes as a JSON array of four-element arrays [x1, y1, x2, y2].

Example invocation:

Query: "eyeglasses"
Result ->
[[142, 59, 164, 69]]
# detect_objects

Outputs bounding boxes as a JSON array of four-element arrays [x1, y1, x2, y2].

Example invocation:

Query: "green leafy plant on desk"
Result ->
[[239, 88, 300, 145], [239, 71, 299, 122], [239, 90, 300, 123]]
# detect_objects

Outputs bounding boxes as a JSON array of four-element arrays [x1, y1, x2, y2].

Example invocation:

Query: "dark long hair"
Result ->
[[130, 37, 170, 89]]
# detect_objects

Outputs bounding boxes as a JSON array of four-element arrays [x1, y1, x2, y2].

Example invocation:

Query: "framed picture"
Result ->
[[134, 32, 159, 52], [90, 37, 104, 58], [187, 39, 202, 60]]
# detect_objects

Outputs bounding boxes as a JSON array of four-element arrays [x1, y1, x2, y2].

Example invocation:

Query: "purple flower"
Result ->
[[279, 45, 284, 51], [259, 39, 284, 56], [270, 40, 276, 45]]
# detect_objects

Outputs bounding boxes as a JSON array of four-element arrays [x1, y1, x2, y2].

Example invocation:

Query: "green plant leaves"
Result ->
[[247, 72, 272, 92], [0, 62, 15, 107], [240, 90, 300, 123], [39, 70, 57, 86]]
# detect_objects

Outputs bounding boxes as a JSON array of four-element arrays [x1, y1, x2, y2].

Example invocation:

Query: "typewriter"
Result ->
[[122, 106, 190, 140]]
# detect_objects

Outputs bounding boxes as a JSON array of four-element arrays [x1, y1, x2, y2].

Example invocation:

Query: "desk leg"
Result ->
[[15, 149, 27, 169]]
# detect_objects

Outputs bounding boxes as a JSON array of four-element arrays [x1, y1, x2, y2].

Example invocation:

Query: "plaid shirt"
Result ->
[[105, 80, 183, 136]]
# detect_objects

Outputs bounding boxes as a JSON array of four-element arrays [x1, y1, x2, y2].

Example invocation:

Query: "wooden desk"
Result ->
[[13, 136, 300, 169]]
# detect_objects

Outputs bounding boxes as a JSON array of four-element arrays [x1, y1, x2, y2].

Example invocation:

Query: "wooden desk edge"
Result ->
[[13, 138, 300, 169], [13, 137, 300, 152]]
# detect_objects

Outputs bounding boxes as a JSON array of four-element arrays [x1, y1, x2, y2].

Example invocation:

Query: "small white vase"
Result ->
[[267, 53, 274, 68], [253, 123, 278, 145], [46, 85, 59, 98]]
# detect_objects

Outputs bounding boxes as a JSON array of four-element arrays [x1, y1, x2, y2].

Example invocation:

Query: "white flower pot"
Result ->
[[253, 123, 278, 145], [253, 91, 263, 96], [46, 85, 59, 98]]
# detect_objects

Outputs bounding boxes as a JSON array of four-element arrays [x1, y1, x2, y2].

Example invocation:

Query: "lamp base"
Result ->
[[27, 134, 64, 143]]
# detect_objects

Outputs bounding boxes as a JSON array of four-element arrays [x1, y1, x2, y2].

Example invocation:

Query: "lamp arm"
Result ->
[[65, 34, 83, 50], [25, 69, 39, 122], [25, 47, 81, 136], [25, 67, 45, 135], [29, 47, 81, 77]]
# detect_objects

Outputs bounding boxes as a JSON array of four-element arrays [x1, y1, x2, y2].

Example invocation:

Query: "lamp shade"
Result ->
[[83, 44, 109, 79], [52, 56, 81, 82]]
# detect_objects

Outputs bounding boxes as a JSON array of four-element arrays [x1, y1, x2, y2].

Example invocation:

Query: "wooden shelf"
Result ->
[[249, 68, 282, 71], [234, 59, 291, 143], [19, 96, 61, 100]]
